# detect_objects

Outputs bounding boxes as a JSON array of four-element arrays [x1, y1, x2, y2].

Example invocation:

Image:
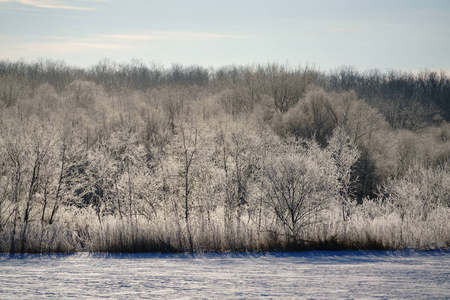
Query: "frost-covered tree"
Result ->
[[161, 123, 203, 252], [0, 109, 58, 253], [215, 122, 261, 226], [327, 127, 359, 221], [379, 163, 450, 221], [0, 74, 25, 108], [63, 80, 105, 110], [263, 139, 336, 245]]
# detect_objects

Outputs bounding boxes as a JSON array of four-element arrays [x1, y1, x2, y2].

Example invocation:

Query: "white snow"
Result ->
[[0, 251, 449, 299]]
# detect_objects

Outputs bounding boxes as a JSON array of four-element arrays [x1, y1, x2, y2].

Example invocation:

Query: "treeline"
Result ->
[[2, 59, 450, 122], [0, 59, 449, 254]]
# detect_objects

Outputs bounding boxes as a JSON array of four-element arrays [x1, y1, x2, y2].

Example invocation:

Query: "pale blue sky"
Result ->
[[1, 0, 449, 72]]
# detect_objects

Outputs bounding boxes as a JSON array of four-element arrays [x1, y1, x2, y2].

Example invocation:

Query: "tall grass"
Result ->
[[2, 202, 448, 253]]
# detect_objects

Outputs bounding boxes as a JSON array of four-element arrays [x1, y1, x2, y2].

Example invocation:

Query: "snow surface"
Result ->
[[0, 250, 449, 299]]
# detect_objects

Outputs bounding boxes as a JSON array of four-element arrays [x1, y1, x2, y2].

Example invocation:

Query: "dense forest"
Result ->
[[0, 59, 449, 253]]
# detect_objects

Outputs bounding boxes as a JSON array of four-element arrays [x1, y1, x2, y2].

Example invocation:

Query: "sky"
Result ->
[[0, 0, 449, 72]]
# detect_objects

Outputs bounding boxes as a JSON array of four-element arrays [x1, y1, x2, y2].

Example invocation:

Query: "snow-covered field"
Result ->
[[1, 250, 449, 299]]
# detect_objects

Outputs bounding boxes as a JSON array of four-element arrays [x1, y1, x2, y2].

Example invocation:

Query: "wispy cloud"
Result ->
[[0, 30, 249, 58], [0, 0, 97, 11], [328, 27, 365, 33], [0, 35, 128, 60], [30, 41, 128, 52], [104, 31, 252, 42], [0, 31, 255, 65]]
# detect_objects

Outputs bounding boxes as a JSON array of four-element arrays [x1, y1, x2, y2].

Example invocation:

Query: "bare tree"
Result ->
[[264, 141, 334, 245], [180, 125, 198, 253], [327, 127, 359, 221]]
